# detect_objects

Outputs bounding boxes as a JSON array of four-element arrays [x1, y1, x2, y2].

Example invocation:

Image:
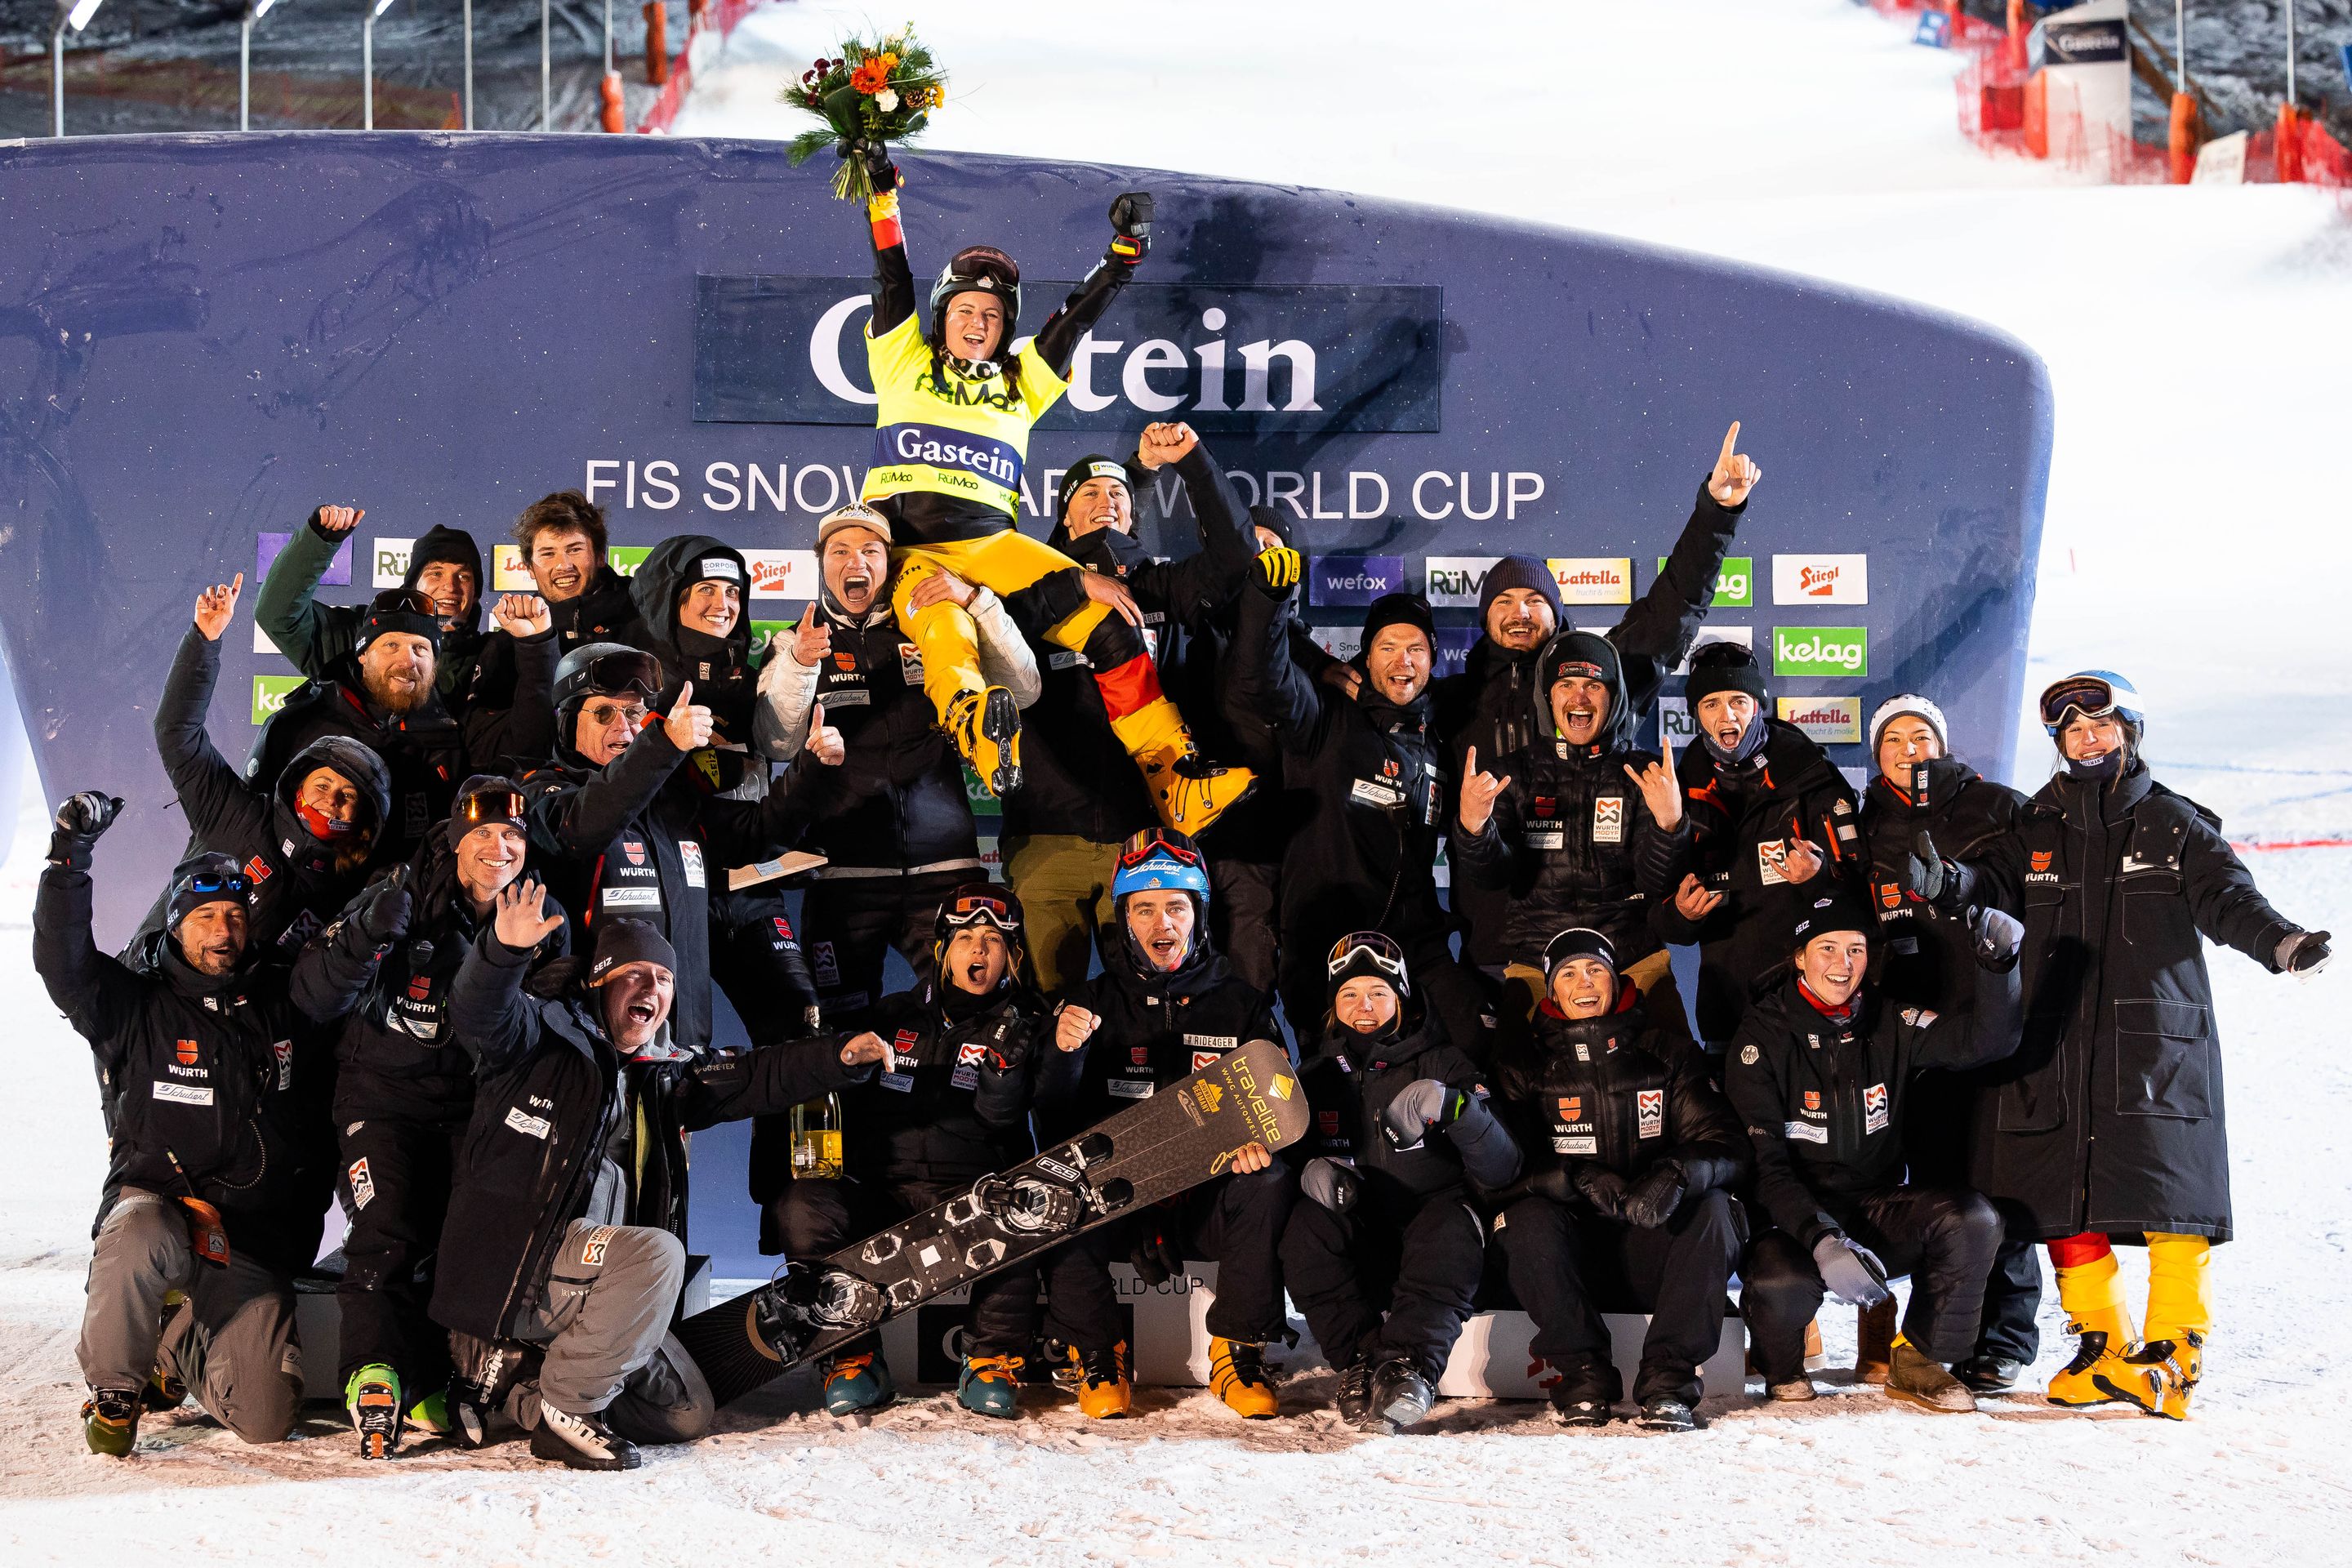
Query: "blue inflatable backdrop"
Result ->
[[0, 133, 2051, 1277]]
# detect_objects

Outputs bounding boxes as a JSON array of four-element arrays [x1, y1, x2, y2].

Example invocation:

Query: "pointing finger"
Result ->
[[1464, 746, 1478, 778], [1718, 421, 1740, 469]]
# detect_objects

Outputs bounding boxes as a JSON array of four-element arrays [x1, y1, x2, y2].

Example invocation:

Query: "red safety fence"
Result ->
[[634, 0, 761, 133]]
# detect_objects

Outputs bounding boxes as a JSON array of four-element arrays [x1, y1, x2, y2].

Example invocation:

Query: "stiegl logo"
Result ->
[[1797, 564, 1841, 597]]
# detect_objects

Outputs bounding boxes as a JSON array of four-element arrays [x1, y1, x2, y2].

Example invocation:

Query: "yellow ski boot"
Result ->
[[1208, 1338, 1279, 1419], [2046, 1245, 2137, 1408], [2097, 1332, 2201, 1419], [1067, 1341, 1132, 1419], [947, 686, 1022, 799], [1109, 697, 1254, 834]]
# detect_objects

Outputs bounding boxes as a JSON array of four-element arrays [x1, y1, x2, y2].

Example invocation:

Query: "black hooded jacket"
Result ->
[[471, 564, 648, 713], [833, 982, 1040, 1187], [430, 926, 873, 1342], [1290, 1009, 1521, 1205], [254, 514, 488, 709], [1725, 962, 2022, 1247], [1860, 757, 2027, 1015], [290, 831, 572, 1124], [1432, 484, 1745, 965], [1449, 629, 1695, 970], [1036, 929, 1281, 1137], [627, 534, 764, 796], [145, 623, 394, 960], [1001, 445, 1256, 846], [1490, 994, 1748, 1196], [37, 862, 330, 1276], [1653, 719, 1863, 1041]]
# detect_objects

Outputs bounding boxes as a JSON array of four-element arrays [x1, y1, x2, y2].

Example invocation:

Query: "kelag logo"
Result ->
[[693, 278, 1444, 434], [252, 674, 305, 724], [1772, 627, 1869, 677], [1661, 555, 1752, 608], [1312, 555, 1404, 608]]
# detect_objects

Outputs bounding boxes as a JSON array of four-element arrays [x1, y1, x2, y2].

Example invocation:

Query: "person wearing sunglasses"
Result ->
[[1487, 926, 1752, 1431], [430, 893, 888, 1470], [522, 643, 826, 1058], [247, 586, 559, 866], [255, 505, 488, 710], [287, 776, 566, 1459], [1962, 670, 2329, 1420], [764, 882, 1043, 1424], [1031, 829, 1289, 1420], [1281, 932, 1521, 1433], [38, 799, 324, 1457], [142, 573, 394, 963]]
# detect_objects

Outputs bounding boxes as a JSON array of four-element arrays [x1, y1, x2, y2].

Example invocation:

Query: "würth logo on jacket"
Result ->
[[625, 841, 648, 866], [175, 1039, 200, 1068]]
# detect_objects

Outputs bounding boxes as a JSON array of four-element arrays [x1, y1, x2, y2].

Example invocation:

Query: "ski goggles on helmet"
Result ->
[[940, 887, 1022, 936], [452, 778, 529, 834], [1325, 931, 1410, 996], [1117, 827, 1203, 870], [2038, 672, 2140, 737], [576, 649, 662, 699]]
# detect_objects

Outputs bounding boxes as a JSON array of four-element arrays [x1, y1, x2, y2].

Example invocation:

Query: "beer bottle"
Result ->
[[789, 1094, 844, 1180]]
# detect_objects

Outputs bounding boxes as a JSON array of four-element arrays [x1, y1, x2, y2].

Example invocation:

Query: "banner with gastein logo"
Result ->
[[695, 277, 1445, 434]]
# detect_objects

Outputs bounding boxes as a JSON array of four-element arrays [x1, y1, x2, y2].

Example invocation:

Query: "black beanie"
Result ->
[[1793, 890, 1876, 949], [1056, 455, 1134, 522], [448, 774, 528, 846], [166, 852, 250, 932], [1478, 555, 1562, 626], [1247, 504, 1293, 547], [590, 917, 679, 983], [1541, 925, 1617, 982], [353, 589, 443, 656], [1541, 630, 1622, 691], [1684, 639, 1767, 706], [1360, 592, 1435, 648], [402, 525, 484, 609]]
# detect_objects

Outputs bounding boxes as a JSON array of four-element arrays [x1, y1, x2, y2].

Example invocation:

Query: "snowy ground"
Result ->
[[6, 1, 2351, 1561]]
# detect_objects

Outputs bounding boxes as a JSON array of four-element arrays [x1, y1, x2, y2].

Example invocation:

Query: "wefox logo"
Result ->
[[1771, 627, 1869, 677]]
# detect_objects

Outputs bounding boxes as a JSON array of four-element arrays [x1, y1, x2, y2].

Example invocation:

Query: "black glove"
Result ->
[[1900, 828, 1950, 905], [984, 1025, 1036, 1076], [2278, 929, 2332, 978], [1970, 905, 2024, 970], [1253, 545, 1302, 598], [837, 135, 897, 191], [1106, 191, 1154, 262], [354, 866, 412, 946], [1570, 1163, 1628, 1220], [47, 791, 123, 869], [1382, 1079, 1469, 1147], [1620, 1160, 1687, 1229], [1811, 1232, 1891, 1307], [1301, 1156, 1360, 1215], [1129, 1212, 1184, 1287]]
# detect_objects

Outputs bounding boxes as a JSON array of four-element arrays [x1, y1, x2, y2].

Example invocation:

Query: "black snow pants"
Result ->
[[1280, 1185, 1486, 1381], [336, 1110, 466, 1393], [1041, 1161, 1296, 1351]]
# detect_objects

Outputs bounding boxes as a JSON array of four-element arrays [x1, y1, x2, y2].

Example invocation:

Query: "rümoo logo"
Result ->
[[1424, 556, 1498, 608], [1771, 627, 1869, 677], [692, 278, 1444, 434], [372, 538, 414, 590]]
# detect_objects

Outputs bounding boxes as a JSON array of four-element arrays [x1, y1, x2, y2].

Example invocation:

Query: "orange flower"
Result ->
[[850, 57, 893, 95]]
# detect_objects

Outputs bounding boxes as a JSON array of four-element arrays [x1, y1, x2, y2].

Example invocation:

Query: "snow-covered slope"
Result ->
[[3, 3, 2347, 1561]]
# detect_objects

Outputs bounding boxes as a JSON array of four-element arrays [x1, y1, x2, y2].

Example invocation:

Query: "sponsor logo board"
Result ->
[[1776, 696, 1863, 745], [1311, 555, 1405, 607], [1771, 554, 1869, 605], [1545, 556, 1633, 605], [1660, 554, 1753, 608], [252, 674, 305, 724], [743, 547, 819, 600], [1771, 626, 1868, 677], [1423, 555, 1499, 608]]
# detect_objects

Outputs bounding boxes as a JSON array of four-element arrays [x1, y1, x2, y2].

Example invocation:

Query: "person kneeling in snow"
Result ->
[[1281, 933, 1521, 1433], [430, 889, 885, 1470], [1728, 890, 2025, 1414], [38, 799, 327, 1456], [1486, 928, 1751, 1432]]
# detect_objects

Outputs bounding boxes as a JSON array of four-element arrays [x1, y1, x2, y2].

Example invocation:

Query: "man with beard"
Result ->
[[247, 587, 557, 864], [291, 777, 568, 1459], [621, 535, 822, 1048], [256, 504, 488, 710], [999, 421, 1262, 994], [144, 572, 392, 960], [38, 802, 327, 1456], [1033, 830, 1290, 1419], [752, 502, 1039, 1027], [470, 490, 650, 710], [1432, 424, 1759, 980], [432, 890, 886, 1468]]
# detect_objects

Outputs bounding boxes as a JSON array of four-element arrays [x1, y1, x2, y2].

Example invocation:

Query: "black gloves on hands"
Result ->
[[1812, 1232, 1892, 1307], [1106, 191, 1154, 263], [1620, 1160, 1687, 1229], [49, 791, 123, 869], [840, 136, 897, 193], [1571, 1164, 1628, 1219], [1970, 904, 2025, 969], [2278, 929, 2332, 978], [1254, 545, 1302, 598], [1301, 1156, 1360, 1216], [354, 866, 412, 947], [1382, 1079, 1469, 1147], [1900, 829, 1949, 905]]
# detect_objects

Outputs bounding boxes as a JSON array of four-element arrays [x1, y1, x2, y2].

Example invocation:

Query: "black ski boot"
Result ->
[[1637, 1397, 1696, 1432], [530, 1405, 641, 1471], [448, 1334, 537, 1450], [1334, 1356, 1375, 1428], [1366, 1357, 1435, 1432], [1953, 1354, 2024, 1394], [1547, 1360, 1620, 1428]]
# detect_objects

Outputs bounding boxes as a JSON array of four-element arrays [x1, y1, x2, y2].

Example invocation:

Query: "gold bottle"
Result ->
[[789, 1094, 844, 1180]]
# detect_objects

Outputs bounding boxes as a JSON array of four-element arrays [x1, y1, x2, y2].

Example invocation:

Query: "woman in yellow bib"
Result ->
[[850, 140, 1252, 835]]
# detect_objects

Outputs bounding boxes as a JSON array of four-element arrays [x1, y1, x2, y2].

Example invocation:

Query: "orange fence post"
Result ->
[[2167, 91, 2197, 183], [2004, 0, 2027, 71], [2276, 102, 2302, 183], [601, 69, 625, 131], [2023, 69, 2048, 158], [644, 1, 668, 86]]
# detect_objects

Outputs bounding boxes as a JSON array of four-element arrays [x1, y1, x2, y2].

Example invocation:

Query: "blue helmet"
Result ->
[[2038, 670, 2145, 739], [1111, 828, 1211, 907]]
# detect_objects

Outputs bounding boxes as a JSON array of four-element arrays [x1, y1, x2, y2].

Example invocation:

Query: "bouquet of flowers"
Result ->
[[781, 26, 947, 202]]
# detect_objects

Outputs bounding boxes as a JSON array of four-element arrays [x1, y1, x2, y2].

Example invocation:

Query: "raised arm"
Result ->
[[528, 706, 692, 858], [679, 1031, 881, 1131], [157, 594, 270, 849], [861, 152, 919, 336], [752, 606, 823, 760], [1226, 569, 1328, 757], [254, 506, 363, 677], [33, 795, 136, 1048], [449, 880, 565, 1077], [1030, 194, 1152, 377], [1606, 425, 1757, 710]]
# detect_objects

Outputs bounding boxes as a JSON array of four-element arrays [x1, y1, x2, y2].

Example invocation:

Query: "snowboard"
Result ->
[[677, 1037, 1310, 1406]]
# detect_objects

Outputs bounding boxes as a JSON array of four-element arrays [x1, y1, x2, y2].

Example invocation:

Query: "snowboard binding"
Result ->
[[750, 1262, 888, 1363]]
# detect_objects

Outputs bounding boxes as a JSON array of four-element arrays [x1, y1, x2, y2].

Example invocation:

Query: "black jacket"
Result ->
[[1291, 1014, 1521, 1205], [627, 534, 764, 796], [245, 635, 556, 866], [1001, 446, 1256, 846], [1966, 764, 2304, 1242], [755, 596, 984, 875], [1432, 484, 1744, 965], [290, 833, 571, 1124], [1726, 964, 2021, 1248], [146, 625, 393, 960], [1228, 582, 1452, 960], [254, 514, 488, 710], [1654, 719, 1863, 1041], [430, 927, 872, 1341], [1861, 758, 2027, 1015], [36, 864, 330, 1276], [1036, 938, 1281, 1137], [835, 984, 1039, 1186], [470, 564, 649, 714], [523, 724, 816, 1054], [1492, 997, 1748, 1199]]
